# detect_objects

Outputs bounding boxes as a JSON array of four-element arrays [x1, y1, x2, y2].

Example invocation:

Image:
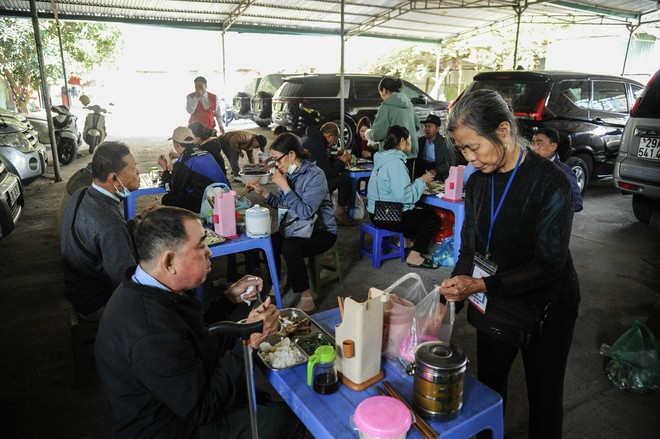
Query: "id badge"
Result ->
[[467, 253, 498, 314]]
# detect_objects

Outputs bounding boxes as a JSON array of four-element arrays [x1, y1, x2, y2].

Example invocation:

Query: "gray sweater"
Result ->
[[60, 186, 137, 314]]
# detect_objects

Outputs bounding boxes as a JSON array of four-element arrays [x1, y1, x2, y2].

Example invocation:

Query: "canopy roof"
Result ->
[[1, 1, 658, 43]]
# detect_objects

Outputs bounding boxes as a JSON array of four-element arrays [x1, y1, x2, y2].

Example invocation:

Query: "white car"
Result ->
[[0, 108, 47, 181]]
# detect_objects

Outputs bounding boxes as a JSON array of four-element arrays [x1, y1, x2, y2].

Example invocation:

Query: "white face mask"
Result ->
[[113, 176, 131, 199], [287, 162, 298, 175]]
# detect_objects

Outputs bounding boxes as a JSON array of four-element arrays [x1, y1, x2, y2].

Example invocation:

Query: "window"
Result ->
[[558, 80, 591, 109], [353, 79, 381, 99], [591, 81, 628, 113]]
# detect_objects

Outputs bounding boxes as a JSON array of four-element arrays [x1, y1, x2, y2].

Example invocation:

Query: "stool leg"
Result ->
[[333, 246, 342, 283]]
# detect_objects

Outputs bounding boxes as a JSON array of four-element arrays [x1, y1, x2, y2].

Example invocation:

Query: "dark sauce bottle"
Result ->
[[313, 373, 339, 395]]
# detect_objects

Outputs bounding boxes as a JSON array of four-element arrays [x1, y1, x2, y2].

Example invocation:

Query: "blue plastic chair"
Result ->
[[359, 223, 406, 269]]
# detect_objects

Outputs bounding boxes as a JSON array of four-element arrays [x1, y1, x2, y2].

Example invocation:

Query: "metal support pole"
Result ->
[[339, 0, 345, 150], [622, 22, 639, 76], [51, 0, 70, 107], [30, 0, 62, 181], [221, 30, 227, 99], [512, 2, 527, 69]]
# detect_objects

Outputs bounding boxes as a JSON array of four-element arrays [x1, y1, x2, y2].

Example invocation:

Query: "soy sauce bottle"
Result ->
[[307, 345, 339, 395]]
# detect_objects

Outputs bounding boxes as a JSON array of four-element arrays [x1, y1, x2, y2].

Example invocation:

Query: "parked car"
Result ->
[[613, 69, 660, 223], [0, 108, 47, 181], [0, 160, 24, 238], [457, 70, 645, 192], [232, 77, 262, 118], [251, 73, 289, 127], [271, 74, 448, 148]]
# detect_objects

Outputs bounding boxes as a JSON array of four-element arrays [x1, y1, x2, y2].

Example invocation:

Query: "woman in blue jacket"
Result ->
[[246, 133, 337, 313], [367, 125, 439, 269]]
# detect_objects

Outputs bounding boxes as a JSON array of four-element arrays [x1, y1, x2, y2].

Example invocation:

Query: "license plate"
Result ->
[[7, 181, 20, 205], [638, 137, 660, 160]]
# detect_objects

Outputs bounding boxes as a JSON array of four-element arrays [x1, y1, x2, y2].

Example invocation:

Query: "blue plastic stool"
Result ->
[[359, 223, 406, 268]]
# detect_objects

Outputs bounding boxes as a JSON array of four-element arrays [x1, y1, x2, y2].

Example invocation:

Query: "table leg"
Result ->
[[258, 240, 282, 309]]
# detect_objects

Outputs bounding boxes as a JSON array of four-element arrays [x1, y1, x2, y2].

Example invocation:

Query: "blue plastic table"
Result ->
[[123, 174, 166, 220], [420, 194, 465, 266], [263, 308, 503, 439]]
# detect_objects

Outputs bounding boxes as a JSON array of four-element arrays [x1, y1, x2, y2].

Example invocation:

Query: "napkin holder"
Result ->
[[213, 191, 238, 239], [443, 165, 466, 201], [335, 288, 389, 391]]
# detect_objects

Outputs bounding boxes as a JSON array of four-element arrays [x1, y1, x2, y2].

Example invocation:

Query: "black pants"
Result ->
[[327, 173, 354, 208], [370, 207, 437, 255], [162, 193, 201, 213], [270, 230, 337, 294], [475, 311, 577, 439]]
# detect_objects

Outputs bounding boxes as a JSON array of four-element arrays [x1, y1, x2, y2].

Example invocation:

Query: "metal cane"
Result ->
[[209, 320, 264, 439]]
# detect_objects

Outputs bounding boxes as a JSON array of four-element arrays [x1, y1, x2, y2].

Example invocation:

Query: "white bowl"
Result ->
[[239, 171, 270, 185]]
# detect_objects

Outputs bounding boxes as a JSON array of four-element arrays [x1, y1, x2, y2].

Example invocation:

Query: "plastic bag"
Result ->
[[434, 207, 455, 242], [601, 320, 660, 393], [381, 274, 455, 361], [432, 235, 454, 267]]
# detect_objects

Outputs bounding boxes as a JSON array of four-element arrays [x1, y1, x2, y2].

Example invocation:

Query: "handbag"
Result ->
[[372, 167, 403, 222], [467, 297, 551, 347], [279, 211, 318, 239]]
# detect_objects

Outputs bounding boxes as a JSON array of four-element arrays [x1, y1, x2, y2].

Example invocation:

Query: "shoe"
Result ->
[[334, 207, 357, 227], [295, 295, 318, 314], [233, 176, 242, 183], [407, 258, 440, 269]]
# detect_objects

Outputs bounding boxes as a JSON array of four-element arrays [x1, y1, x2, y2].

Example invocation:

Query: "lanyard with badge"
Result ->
[[468, 149, 523, 313]]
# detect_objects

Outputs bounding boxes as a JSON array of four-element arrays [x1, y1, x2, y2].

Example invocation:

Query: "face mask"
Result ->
[[113, 176, 131, 199], [287, 162, 298, 175]]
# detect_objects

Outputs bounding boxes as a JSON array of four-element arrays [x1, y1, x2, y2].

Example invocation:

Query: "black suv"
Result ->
[[613, 69, 660, 223], [271, 74, 448, 148], [251, 74, 289, 127], [459, 71, 645, 192], [232, 77, 262, 117]]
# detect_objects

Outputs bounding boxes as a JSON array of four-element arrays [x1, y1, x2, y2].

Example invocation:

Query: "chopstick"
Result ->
[[207, 196, 215, 208], [377, 386, 432, 439], [237, 186, 252, 198], [337, 296, 344, 319], [383, 381, 438, 439]]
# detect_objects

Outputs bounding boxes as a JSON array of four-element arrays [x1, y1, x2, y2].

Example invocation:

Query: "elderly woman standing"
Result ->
[[366, 77, 421, 175], [367, 125, 438, 269], [439, 89, 580, 439], [246, 133, 337, 313]]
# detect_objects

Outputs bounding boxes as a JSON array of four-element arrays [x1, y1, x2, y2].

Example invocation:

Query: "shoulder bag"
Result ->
[[372, 167, 404, 222], [279, 211, 318, 239], [467, 297, 552, 347]]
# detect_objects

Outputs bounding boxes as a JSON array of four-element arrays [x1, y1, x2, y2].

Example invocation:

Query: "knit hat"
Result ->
[[421, 114, 442, 126], [168, 126, 194, 143]]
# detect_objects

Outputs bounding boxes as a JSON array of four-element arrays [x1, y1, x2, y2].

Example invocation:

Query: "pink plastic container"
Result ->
[[354, 396, 412, 439]]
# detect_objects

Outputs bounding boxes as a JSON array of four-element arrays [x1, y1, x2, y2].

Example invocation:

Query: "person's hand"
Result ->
[[420, 171, 434, 184], [218, 126, 226, 136], [239, 151, 245, 159], [169, 150, 179, 161], [224, 275, 264, 304], [361, 150, 372, 159], [246, 182, 269, 198], [340, 151, 351, 164], [157, 155, 168, 171], [271, 169, 290, 192], [246, 297, 280, 348], [438, 276, 486, 302]]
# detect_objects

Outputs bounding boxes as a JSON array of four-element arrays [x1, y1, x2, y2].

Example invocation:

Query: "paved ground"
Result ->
[[1, 121, 659, 438]]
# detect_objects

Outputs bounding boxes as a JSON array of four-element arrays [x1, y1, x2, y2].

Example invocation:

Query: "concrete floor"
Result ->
[[1, 123, 659, 438]]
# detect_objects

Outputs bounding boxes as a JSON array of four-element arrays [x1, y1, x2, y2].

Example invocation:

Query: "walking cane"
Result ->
[[209, 320, 264, 439]]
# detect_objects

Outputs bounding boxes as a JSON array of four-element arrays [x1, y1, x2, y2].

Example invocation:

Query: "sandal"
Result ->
[[295, 295, 318, 314], [407, 258, 440, 270]]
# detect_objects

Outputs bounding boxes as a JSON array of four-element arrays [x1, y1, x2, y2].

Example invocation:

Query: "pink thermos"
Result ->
[[443, 165, 466, 202], [213, 191, 238, 238]]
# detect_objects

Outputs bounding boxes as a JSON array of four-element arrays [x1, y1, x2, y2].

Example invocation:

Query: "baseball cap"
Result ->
[[422, 114, 442, 126], [168, 126, 194, 143]]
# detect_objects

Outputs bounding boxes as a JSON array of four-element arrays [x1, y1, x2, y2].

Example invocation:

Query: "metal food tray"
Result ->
[[279, 308, 335, 343], [294, 332, 334, 356], [257, 334, 308, 371]]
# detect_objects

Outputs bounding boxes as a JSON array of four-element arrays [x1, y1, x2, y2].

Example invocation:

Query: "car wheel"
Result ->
[[58, 138, 77, 165], [235, 92, 251, 115], [632, 194, 659, 223], [565, 154, 592, 194], [332, 118, 356, 150]]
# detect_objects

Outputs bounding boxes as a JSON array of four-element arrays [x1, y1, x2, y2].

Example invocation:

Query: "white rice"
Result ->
[[259, 337, 306, 369]]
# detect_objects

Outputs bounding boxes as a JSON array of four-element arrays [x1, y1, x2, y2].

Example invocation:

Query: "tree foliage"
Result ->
[[0, 18, 121, 112]]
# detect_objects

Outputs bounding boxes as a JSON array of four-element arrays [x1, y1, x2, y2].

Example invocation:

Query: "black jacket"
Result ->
[[416, 134, 454, 181], [95, 274, 246, 438], [302, 125, 346, 181]]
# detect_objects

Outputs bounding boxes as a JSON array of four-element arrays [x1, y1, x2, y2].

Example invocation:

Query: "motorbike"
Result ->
[[220, 98, 234, 126], [51, 105, 82, 165], [79, 95, 108, 154]]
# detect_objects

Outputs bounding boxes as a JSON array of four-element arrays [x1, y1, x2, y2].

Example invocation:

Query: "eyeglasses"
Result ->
[[272, 153, 287, 163]]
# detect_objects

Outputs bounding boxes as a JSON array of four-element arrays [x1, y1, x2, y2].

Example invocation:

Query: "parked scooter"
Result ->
[[51, 105, 82, 165], [79, 95, 108, 154], [220, 98, 234, 126]]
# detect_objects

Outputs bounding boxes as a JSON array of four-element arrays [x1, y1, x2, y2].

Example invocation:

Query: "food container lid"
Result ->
[[354, 396, 412, 437], [415, 341, 467, 371], [246, 204, 270, 218]]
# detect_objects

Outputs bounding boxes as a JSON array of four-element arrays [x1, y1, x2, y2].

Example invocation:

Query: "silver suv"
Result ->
[[0, 160, 24, 238], [613, 70, 660, 223], [0, 108, 47, 181]]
